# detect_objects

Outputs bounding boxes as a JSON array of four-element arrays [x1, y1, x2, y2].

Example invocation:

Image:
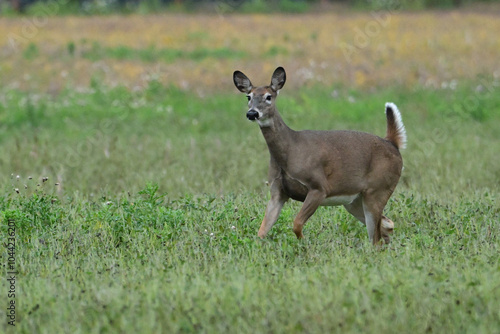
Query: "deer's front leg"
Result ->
[[258, 182, 288, 238], [292, 189, 326, 239]]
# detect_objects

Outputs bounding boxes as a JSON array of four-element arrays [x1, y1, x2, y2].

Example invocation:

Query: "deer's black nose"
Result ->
[[247, 110, 259, 121]]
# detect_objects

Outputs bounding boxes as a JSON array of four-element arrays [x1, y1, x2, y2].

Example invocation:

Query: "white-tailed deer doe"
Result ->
[[233, 67, 406, 244]]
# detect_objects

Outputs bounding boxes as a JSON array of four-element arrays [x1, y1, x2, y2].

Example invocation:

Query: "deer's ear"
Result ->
[[270, 67, 286, 92], [233, 71, 253, 93]]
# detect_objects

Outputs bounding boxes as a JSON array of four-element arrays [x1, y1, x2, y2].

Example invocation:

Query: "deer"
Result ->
[[233, 67, 406, 244]]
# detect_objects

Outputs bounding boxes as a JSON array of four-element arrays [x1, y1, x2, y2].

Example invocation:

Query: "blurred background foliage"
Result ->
[[1, 0, 499, 15]]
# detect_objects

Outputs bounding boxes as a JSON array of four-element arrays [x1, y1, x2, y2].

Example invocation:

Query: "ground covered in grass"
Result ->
[[0, 82, 499, 333], [0, 189, 498, 333], [1, 184, 499, 333]]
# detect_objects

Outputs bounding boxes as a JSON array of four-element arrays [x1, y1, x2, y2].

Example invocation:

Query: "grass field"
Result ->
[[1, 7, 500, 334]]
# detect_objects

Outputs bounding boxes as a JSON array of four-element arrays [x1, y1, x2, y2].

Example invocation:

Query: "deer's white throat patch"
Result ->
[[257, 117, 273, 127]]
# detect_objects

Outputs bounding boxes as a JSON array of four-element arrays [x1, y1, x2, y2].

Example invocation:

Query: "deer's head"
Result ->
[[233, 67, 286, 127]]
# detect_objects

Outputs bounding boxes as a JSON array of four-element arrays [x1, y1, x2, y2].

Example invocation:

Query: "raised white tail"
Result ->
[[385, 102, 407, 150]]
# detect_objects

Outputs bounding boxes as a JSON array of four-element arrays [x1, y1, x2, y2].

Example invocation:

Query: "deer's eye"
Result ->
[[266, 95, 272, 101], [246, 95, 251, 101]]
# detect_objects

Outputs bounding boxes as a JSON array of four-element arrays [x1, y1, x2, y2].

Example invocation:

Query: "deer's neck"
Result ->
[[260, 109, 295, 167]]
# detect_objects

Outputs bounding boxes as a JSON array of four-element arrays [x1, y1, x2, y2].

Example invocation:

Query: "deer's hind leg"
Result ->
[[361, 189, 395, 244], [344, 196, 365, 223], [380, 216, 394, 243], [344, 195, 394, 244]]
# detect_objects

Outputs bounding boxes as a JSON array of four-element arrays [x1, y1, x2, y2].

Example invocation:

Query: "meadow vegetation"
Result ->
[[0, 8, 499, 334]]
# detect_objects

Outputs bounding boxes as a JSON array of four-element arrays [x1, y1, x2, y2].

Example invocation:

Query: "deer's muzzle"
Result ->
[[246, 109, 259, 121]]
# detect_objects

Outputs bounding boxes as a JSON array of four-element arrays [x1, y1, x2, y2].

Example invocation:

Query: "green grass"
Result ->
[[0, 80, 499, 333], [1, 186, 498, 333], [79, 41, 246, 63], [0, 79, 498, 196]]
